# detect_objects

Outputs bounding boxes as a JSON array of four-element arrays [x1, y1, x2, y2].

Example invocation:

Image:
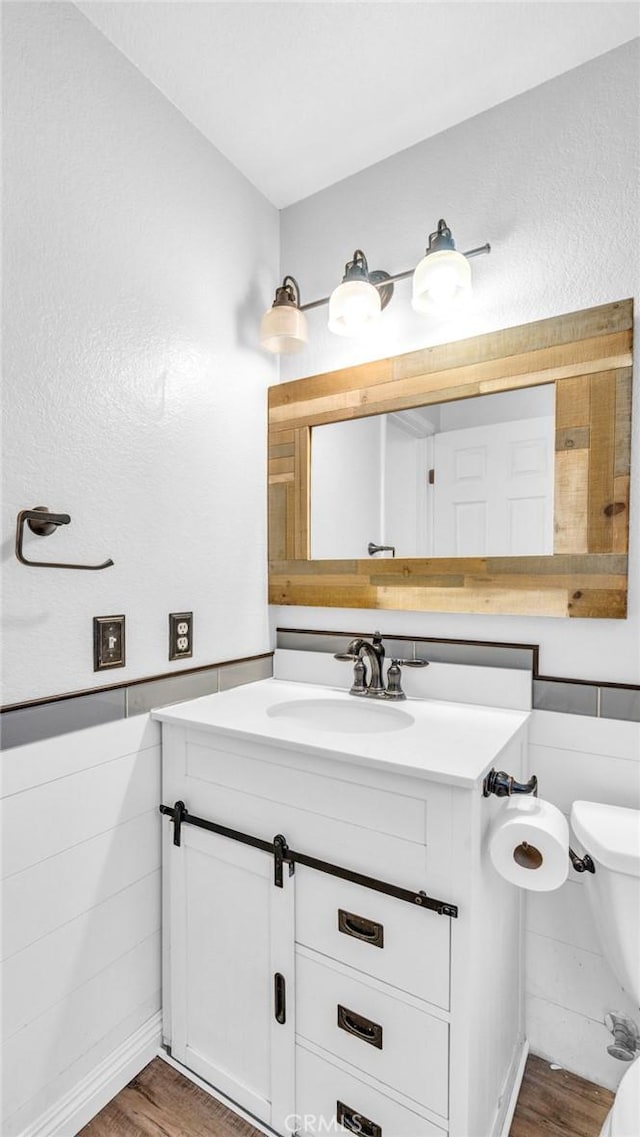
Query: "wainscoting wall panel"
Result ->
[[525, 710, 640, 1090], [0, 717, 162, 1137]]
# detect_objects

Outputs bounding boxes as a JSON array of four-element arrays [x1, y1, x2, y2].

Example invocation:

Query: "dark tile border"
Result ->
[[532, 680, 598, 717], [277, 628, 640, 722], [0, 653, 274, 750], [600, 686, 640, 722], [1, 652, 274, 713], [277, 628, 539, 671], [3, 627, 639, 748]]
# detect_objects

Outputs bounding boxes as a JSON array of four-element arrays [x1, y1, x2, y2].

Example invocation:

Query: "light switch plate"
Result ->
[[93, 615, 126, 671], [169, 611, 193, 660]]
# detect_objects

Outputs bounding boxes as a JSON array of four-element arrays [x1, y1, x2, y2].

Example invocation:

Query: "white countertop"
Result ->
[[152, 678, 529, 788]]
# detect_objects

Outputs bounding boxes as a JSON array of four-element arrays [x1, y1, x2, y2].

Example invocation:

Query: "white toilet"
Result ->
[[571, 801, 640, 1137]]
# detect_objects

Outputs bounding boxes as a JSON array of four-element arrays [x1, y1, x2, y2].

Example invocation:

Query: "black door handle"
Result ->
[[274, 973, 286, 1024]]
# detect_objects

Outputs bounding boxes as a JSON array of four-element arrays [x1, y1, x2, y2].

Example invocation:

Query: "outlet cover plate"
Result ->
[[93, 615, 126, 671], [169, 611, 193, 661]]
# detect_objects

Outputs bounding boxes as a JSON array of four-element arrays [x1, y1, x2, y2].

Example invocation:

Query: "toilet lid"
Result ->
[[610, 1058, 640, 1137]]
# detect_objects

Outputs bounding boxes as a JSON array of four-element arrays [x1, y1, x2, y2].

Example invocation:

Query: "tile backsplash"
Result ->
[[2, 625, 638, 752], [273, 648, 532, 712], [0, 654, 273, 750], [276, 628, 639, 723]]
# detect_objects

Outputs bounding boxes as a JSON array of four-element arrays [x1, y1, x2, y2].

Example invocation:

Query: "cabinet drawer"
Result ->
[[296, 1045, 447, 1137], [296, 868, 450, 1010], [296, 951, 449, 1119]]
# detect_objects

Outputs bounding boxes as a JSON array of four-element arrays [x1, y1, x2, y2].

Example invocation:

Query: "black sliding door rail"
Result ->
[[159, 800, 458, 919]]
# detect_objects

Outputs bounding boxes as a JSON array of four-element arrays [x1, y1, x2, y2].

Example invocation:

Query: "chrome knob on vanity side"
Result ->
[[335, 633, 428, 700]]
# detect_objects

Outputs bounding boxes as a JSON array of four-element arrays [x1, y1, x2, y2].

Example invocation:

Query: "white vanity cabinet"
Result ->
[[164, 818, 295, 1130], [157, 681, 529, 1137]]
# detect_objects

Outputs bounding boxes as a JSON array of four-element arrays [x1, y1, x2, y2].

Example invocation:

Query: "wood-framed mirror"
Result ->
[[268, 299, 633, 618]]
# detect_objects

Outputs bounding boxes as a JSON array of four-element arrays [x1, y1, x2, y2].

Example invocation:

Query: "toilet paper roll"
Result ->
[[488, 796, 569, 891]]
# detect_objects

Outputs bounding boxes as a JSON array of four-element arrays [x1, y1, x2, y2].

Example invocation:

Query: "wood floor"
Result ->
[[509, 1054, 613, 1137], [80, 1053, 614, 1137]]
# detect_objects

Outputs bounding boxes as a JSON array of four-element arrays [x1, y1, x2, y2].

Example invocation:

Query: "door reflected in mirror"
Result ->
[[310, 385, 556, 560]]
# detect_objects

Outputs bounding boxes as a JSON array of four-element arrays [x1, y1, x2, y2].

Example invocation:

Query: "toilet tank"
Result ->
[[571, 801, 640, 1008]]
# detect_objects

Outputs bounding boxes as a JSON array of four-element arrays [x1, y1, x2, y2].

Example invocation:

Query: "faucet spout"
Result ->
[[345, 632, 386, 695]]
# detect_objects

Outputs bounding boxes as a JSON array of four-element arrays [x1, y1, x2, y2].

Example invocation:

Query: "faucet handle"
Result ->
[[385, 657, 429, 701], [334, 652, 367, 695]]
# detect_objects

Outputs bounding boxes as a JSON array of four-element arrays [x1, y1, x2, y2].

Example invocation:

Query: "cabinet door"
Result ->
[[167, 825, 295, 1130]]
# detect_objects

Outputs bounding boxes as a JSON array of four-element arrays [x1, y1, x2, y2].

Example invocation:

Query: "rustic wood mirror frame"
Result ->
[[268, 299, 633, 618]]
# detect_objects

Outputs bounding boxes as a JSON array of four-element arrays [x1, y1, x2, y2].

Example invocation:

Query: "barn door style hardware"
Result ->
[[159, 800, 459, 918], [273, 833, 293, 888], [15, 507, 114, 570]]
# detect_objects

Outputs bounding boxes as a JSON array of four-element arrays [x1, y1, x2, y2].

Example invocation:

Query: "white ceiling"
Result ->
[[77, 2, 639, 208]]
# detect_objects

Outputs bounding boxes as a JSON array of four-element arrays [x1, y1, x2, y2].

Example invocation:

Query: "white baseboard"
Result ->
[[17, 1012, 162, 1137], [499, 1038, 530, 1137], [158, 1050, 278, 1137]]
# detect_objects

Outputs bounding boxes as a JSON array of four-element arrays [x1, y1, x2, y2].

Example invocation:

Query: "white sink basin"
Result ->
[[267, 697, 414, 734], [154, 678, 530, 787]]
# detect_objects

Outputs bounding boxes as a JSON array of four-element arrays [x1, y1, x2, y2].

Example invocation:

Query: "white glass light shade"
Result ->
[[328, 279, 382, 337], [260, 303, 308, 354], [411, 249, 471, 313]]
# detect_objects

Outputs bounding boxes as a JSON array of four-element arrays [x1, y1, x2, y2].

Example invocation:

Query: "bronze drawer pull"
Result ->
[[338, 909, 384, 948], [337, 1101, 382, 1137], [337, 1004, 383, 1049]]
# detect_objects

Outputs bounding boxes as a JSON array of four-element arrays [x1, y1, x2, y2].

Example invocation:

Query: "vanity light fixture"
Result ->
[[328, 249, 386, 338], [412, 219, 472, 312], [260, 275, 308, 354], [260, 219, 490, 354]]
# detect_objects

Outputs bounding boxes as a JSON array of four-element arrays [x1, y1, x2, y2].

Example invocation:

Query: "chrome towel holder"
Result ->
[[15, 506, 114, 570]]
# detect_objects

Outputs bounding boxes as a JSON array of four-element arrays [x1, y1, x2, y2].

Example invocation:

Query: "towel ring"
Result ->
[[15, 507, 114, 570]]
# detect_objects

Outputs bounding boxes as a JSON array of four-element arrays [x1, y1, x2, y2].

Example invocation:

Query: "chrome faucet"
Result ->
[[335, 631, 428, 700]]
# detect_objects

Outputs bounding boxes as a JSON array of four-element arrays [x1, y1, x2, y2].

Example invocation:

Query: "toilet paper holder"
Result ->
[[482, 769, 538, 798], [482, 768, 596, 874]]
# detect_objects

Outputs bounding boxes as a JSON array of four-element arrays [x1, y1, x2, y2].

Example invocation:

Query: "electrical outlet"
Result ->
[[93, 615, 125, 671], [169, 611, 193, 660]]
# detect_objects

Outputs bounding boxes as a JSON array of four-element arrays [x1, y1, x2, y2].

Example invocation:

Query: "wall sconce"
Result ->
[[412, 219, 472, 312], [328, 249, 383, 337], [260, 218, 490, 354], [260, 275, 308, 354]]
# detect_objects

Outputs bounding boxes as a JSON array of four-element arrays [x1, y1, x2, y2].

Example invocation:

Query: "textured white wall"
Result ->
[[277, 41, 640, 684], [1, 2, 279, 706]]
